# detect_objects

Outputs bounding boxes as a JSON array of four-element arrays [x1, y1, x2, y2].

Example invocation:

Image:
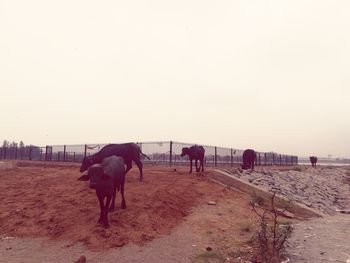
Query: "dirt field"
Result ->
[[0, 161, 263, 262]]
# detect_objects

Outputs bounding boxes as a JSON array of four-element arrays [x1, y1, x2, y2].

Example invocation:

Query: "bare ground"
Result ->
[[1, 162, 350, 263], [0, 162, 258, 263]]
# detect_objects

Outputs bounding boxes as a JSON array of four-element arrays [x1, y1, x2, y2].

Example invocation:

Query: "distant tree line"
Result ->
[[1, 140, 42, 160], [2, 140, 25, 148]]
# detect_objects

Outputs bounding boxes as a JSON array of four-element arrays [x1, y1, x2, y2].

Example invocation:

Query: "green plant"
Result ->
[[250, 192, 293, 263]]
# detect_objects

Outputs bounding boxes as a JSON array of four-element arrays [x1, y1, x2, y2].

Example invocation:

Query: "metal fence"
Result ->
[[0, 141, 298, 166]]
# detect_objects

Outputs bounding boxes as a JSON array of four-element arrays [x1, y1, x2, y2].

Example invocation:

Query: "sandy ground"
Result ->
[[0, 161, 257, 263], [1, 162, 350, 263]]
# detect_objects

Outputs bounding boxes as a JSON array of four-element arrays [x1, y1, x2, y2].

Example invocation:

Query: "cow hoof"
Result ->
[[104, 224, 109, 229]]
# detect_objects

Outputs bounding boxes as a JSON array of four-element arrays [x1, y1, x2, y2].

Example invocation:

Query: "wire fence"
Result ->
[[0, 141, 298, 167]]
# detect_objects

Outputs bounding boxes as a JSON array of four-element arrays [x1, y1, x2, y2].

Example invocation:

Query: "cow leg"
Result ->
[[109, 181, 117, 212], [251, 161, 254, 171], [125, 160, 132, 174], [195, 159, 199, 172], [121, 179, 126, 209], [97, 193, 105, 224], [103, 196, 112, 228], [201, 159, 204, 172], [189, 159, 193, 173], [134, 159, 143, 181]]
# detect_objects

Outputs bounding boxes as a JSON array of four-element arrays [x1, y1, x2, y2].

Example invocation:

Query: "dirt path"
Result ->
[[287, 214, 350, 263]]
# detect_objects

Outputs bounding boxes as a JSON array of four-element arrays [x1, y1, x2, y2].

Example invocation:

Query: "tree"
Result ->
[[2, 140, 9, 147]]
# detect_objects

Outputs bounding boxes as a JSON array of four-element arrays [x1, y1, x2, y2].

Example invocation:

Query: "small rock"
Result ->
[[206, 246, 212, 251], [1, 237, 15, 240], [74, 255, 86, 263], [208, 201, 216, 206]]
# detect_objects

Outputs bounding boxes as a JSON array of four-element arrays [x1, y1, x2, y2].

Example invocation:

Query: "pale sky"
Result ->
[[1, 0, 349, 158]]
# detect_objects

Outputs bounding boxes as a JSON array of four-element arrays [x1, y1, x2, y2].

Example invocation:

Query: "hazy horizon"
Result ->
[[1, 1, 350, 158]]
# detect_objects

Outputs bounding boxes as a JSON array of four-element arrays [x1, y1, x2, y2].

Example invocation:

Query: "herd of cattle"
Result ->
[[77, 142, 317, 228]]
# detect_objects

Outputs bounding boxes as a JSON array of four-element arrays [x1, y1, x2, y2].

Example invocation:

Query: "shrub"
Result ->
[[250, 192, 293, 263]]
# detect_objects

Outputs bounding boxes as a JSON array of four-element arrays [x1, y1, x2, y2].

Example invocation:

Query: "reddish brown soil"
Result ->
[[0, 162, 254, 252]]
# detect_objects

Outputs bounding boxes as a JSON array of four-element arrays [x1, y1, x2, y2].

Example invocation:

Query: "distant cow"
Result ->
[[309, 156, 318, 167], [241, 149, 256, 171], [78, 156, 126, 228], [80, 143, 150, 181], [181, 145, 205, 173]]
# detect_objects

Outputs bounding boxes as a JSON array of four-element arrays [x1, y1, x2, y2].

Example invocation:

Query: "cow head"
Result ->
[[78, 166, 111, 189], [88, 167, 111, 189], [181, 147, 189, 157], [80, 157, 94, 172]]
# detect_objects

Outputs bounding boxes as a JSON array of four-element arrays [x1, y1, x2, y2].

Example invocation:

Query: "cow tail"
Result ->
[[141, 151, 151, 160]]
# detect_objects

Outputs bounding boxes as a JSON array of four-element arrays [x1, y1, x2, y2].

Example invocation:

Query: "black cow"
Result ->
[[309, 156, 318, 167], [80, 143, 150, 181], [241, 149, 256, 170], [181, 145, 205, 173], [78, 156, 126, 228]]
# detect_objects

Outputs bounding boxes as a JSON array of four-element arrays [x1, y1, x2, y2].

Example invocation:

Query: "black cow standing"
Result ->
[[181, 145, 205, 173], [80, 143, 150, 181], [241, 149, 256, 171], [309, 156, 318, 167], [78, 156, 126, 228]]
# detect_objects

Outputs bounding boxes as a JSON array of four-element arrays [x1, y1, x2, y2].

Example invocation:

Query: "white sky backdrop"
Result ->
[[1, 0, 349, 157]]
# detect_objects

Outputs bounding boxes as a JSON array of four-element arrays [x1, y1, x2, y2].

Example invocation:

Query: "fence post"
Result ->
[[214, 147, 217, 167], [15, 146, 18, 160], [230, 149, 233, 167], [45, 146, 48, 161], [169, 141, 173, 166], [264, 153, 266, 165], [73, 152, 76, 162], [279, 155, 282, 165], [3, 146, 7, 159], [84, 144, 87, 158], [29, 145, 32, 160], [63, 145, 66, 162]]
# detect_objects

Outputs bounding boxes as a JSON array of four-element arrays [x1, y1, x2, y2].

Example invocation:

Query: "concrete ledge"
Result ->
[[209, 169, 322, 219]]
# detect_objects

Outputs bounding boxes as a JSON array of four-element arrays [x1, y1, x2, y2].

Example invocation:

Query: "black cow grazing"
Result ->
[[241, 149, 256, 171], [309, 156, 318, 167], [80, 143, 150, 181], [181, 145, 205, 173], [78, 156, 126, 228]]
